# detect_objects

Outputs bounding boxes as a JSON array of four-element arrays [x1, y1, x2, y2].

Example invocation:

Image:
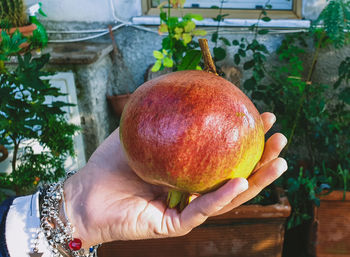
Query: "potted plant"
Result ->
[[146, 0, 206, 79], [308, 91, 350, 256], [310, 178, 350, 256], [0, 0, 36, 33], [0, 0, 36, 47], [0, 0, 48, 51], [150, 1, 206, 73], [0, 29, 79, 201], [231, 0, 350, 255]]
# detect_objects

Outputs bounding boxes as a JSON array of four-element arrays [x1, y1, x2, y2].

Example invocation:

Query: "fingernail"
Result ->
[[272, 114, 276, 123], [281, 135, 288, 147], [236, 177, 249, 194], [278, 158, 288, 175]]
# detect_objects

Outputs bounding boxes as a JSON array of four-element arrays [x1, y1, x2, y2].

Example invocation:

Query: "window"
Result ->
[[142, 0, 302, 19]]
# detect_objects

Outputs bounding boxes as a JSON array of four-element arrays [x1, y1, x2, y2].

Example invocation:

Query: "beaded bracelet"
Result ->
[[35, 172, 100, 257]]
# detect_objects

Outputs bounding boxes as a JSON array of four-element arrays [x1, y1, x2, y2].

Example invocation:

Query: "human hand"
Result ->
[[213, 112, 288, 215], [63, 112, 287, 248]]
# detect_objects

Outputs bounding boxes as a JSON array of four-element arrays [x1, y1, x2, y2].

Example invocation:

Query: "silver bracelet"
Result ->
[[36, 172, 100, 257]]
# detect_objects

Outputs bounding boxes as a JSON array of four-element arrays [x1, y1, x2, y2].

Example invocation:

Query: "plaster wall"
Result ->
[[25, 0, 142, 22]]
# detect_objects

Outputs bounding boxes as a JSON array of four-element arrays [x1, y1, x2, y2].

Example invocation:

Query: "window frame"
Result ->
[[141, 0, 302, 19]]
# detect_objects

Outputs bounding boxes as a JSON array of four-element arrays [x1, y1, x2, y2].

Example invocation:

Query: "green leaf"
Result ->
[[178, 50, 202, 71], [51, 101, 74, 108], [162, 37, 171, 49], [213, 14, 229, 22], [174, 27, 184, 34], [262, 16, 271, 22], [163, 57, 174, 68], [232, 40, 239, 46], [219, 37, 231, 46], [192, 30, 207, 36], [238, 49, 246, 57], [174, 33, 181, 40], [258, 29, 269, 35], [258, 44, 269, 54], [184, 21, 196, 32], [192, 14, 204, 21], [213, 15, 221, 22], [243, 78, 257, 90], [252, 91, 265, 100], [243, 59, 255, 70], [0, 30, 25, 56], [151, 60, 162, 72], [313, 0, 350, 48], [257, 84, 267, 90], [339, 88, 350, 105], [182, 33, 192, 45], [213, 47, 226, 61], [183, 13, 204, 21], [159, 24, 168, 33], [211, 32, 218, 43], [32, 54, 50, 70], [167, 17, 179, 29], [234, 54, 240, 65], [153, 50, 164, 59], [160, 12, 167, 22]]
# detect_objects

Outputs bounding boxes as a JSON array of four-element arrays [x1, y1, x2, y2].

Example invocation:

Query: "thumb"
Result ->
[[179, 177, 248, 233]]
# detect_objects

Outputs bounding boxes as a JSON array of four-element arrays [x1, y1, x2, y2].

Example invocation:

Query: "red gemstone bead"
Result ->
[[68, 238, 82, 251]]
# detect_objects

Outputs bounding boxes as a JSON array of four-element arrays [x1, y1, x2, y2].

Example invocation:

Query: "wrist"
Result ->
[[39, 171, 100, 256], [63, 168, 93, 248]]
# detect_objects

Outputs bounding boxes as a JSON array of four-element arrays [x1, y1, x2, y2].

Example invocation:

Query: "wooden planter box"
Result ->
[[98, 194, 291, 257], [309, 190, 350, 257]]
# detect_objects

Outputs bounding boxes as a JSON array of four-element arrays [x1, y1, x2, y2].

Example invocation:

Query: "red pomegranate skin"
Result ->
[[120, 70, 264, 194]]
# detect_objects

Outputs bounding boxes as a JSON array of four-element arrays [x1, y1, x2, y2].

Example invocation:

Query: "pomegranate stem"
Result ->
[[167, 189, 190, 211], [198, 38, 218, 75]]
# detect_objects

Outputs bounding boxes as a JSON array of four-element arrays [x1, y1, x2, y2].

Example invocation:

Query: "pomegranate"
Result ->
[[120, 70, 264, 208]]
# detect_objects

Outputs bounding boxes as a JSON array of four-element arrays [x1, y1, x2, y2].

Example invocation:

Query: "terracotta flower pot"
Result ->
[[0, 23, 37, 49], [309, 190, 350, 256], [107, 94, 131, 118], [98, 190, 291, 257], [0, 145, 8, 162]]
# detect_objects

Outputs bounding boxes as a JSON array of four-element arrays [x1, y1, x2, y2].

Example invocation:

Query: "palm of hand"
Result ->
[[64, 113, 287, 248], [65, 128, 193, 247]]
